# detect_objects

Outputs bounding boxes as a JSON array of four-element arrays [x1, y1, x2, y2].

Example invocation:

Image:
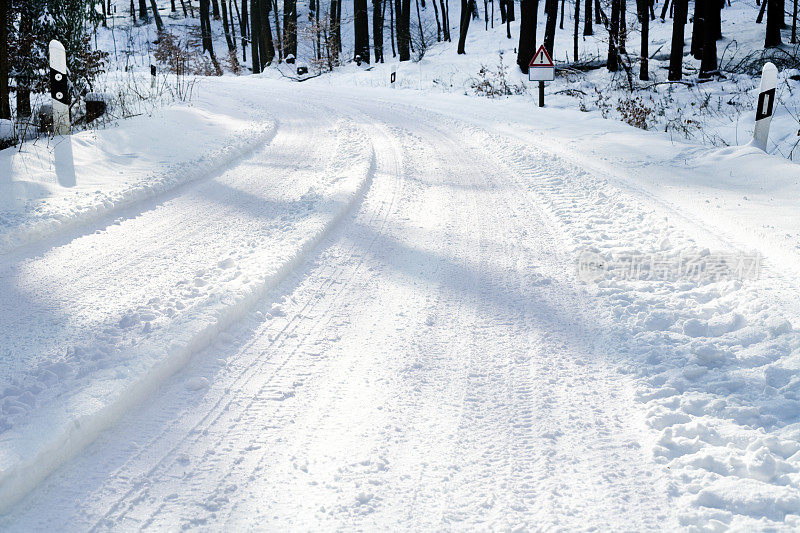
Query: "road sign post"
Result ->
[[391, 65, 397, 88], [49, 40, 70, 135], [528, 45, 554, 108], [751, 62, 778, 151]]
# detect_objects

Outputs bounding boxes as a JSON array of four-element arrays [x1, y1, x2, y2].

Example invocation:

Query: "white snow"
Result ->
[[0, 71, 799, 529], [0, 84, 275, 255]]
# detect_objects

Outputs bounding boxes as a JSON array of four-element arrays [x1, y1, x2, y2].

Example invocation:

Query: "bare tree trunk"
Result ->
[[584, 0, 592, 34], [433, 0, 443, 40], [517, 0, 538, 70], [201, 0, 213, 51], [445, 0, 452, 40], [570, 0, 579, 60], [699, 0, 717, 77], [559, 0, 564, 28], [212, 0, 221, 18], [355, 0, 371, 62], [457, 0, 471, 53], [0, 0, 9, 120], [780, 0, 786, 27], [251, 0, 262, 70], [607, 0, 620, 71], [262, 0, 276, 64], [661, 0, 671, 19], [231, 1, 238, 48], [416, 0, 427, 49], [222, 0, 237, 52], [543, 0, 557, 56], [668, 0, 687, 80], [765, 0, 782, 46], [330, 0, 339, 61], [374, 0, 386, 60], [757, 0, 766, 23], [691, 0, 703, 59], [285, 0, 298, 61], [315, 0, 321, 60], [274, 0, 284, 61], [792, 0, 798, 42], [638, 0, 649, 79], [506, 0, 511, 36], [150, 0, 165, 30], [398, 0, 411, 59], [139, 0, 149, 20], [390, 0, 397, 55], [200, 0, 223, 72]]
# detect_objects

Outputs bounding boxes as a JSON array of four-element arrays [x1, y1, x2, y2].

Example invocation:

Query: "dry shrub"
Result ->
[[470, 53, 526, 98], [154, 31, 219, 76]]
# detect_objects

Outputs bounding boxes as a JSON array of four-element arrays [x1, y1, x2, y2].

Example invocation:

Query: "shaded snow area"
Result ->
[[1, 77, 800, 530]]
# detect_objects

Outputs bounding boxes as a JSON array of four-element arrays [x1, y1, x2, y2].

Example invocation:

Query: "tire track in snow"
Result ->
[[0, 100, 377, 517], [86, 110, 405, 531], [0, 99, 404, 530], [404, 113, 671, 530], [451, 116, 800, 529]]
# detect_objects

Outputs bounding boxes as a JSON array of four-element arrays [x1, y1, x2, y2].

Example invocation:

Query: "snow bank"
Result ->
[[0, 106, 376, 512], [0, 97, 276, 255]]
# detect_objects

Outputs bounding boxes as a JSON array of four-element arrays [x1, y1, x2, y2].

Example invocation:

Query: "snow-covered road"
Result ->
[[2, 80, 800, 530]]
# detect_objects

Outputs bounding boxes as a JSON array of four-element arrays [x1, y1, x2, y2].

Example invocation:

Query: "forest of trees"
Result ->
[[1, 0, 799, 122]]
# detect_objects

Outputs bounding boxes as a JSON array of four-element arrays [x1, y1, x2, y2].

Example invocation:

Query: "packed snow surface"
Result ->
[[1, 77, 800, 530]]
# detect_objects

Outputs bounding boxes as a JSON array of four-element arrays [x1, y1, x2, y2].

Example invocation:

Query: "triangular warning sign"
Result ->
[[529, 45, 554, 68]]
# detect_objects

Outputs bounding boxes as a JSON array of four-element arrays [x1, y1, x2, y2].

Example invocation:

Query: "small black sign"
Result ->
[[756, 88, 775, 121], [49, 68, 69, 105], [151, 65, 157, 77], [297, 66, 308, 75], [390, 72, 396, 84]]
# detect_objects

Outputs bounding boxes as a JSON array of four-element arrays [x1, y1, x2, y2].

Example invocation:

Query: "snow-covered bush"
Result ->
[[470, 53, 525, 98]]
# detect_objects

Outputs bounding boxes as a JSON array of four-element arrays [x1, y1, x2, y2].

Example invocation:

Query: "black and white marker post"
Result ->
[[751, 62, 778, 151], [49, 40, 70, 135], [390, 65, 397, 88], [528, 45, 554, 108]]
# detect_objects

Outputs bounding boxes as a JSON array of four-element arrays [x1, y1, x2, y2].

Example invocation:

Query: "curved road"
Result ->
[[4, 81, 798, 530]]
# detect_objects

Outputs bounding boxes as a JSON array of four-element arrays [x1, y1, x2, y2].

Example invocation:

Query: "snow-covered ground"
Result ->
[[285, 0, 800, 160], [1, 72, 800, 529], [0, 82, 274, 254]]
